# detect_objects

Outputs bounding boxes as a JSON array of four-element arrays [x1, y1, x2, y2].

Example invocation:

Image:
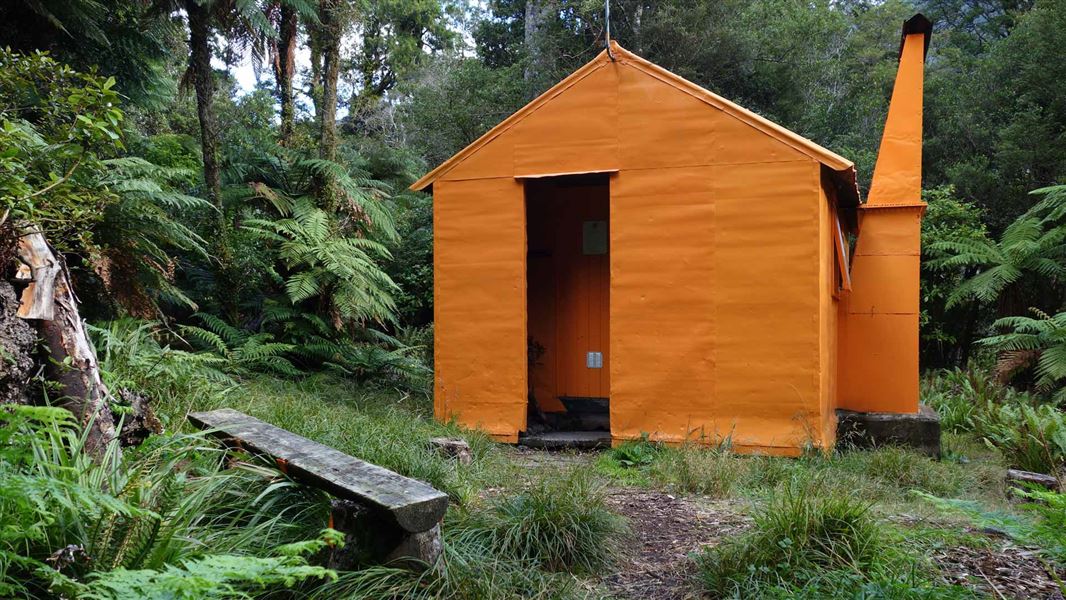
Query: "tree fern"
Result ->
[[928, 214, 1066, 308], [244, 196, 398, 325], [981, 308, 1066, 401], [94, 156, 214, 315]]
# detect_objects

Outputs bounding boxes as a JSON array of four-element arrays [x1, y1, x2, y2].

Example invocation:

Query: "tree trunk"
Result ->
[[274, 5, 299, 146], [312, 0, 343, 210], [0, 281, 34, 405], [187, 2, 223, 209], [524, 0, 552, 95], [16, 228, 120, 457]]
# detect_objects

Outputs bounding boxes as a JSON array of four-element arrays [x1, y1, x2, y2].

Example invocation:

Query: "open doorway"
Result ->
[[524, 174, 610, 446]]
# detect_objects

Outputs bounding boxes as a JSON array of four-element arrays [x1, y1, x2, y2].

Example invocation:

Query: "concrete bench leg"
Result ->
[[327, 499, 442, 571]]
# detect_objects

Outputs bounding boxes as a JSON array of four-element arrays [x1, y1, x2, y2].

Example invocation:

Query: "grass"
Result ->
[[449, 468, 626, 574], [696, 483, 978, 599], [145, 373, 506, 504], [599, 439, 746, 497], [92, 328, 1061, 599], [597, 438, 1008, 507]]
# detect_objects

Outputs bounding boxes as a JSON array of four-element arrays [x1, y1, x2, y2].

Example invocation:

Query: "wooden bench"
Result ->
[[189, 408, 449, 569]]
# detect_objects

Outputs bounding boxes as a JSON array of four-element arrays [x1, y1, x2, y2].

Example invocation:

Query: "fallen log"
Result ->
[[1006, 468, 1061, 491]]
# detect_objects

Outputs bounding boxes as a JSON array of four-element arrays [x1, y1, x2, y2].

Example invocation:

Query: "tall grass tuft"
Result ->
[[649, 444, 747, 498], [450, 469, 626, 574], [311, 538, 592, 600], [698, 483, 882, 597]]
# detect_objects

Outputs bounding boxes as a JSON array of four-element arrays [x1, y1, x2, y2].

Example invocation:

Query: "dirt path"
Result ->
[[601, 488, 751, 600]]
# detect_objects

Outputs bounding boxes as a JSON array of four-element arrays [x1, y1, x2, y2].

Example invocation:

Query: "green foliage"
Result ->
[[928, 213, 1066, 309], [245, 196, 397, 325], [982, 309, 1066, 400], [0, 48, 124, 251], [449, 469, 626, 574], [1015, 486, 1066, 563], [918, 487, 1066, 565], [183, 312, 303, 377], [649, 445, 747, 498], [605, 437, 662, 468], [923, 368, 1066, 475], [920, 187, 991, 359], [0, 405, 332, 598], [698, 484, 881, 596], [696, 484, 973, 599], [313, 536, 590, 600], [230, 151, 399, 326], [93, 156, 213, 313], [89, 318, 233, 425], [84, 552, 333, 600]]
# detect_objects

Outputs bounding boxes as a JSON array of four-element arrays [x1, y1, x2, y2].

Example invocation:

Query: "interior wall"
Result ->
[[526, 177, 610, 413]]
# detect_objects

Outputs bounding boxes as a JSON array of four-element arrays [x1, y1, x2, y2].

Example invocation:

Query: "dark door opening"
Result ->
[[525, 174, 610, 441]]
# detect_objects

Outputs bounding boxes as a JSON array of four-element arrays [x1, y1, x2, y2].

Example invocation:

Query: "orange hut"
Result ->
[[412, 16, 933, 454]]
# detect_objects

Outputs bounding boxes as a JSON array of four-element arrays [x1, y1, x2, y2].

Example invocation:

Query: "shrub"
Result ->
[[450, 469, 626, 574]]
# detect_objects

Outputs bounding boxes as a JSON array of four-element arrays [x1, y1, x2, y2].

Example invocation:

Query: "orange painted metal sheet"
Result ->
[[610, 161, 829, 451], [838, 23, 928, 415], [839, 311, 920, 412], [847, 255, 920, 314], [839, 206, 923, 414], [434, 178, 527, 439], [610, 167, 717, 443], [618, 61, 805, 170], [852, 209, 921, 255], [710, 161, 825, 450], [440, 63, 619, 182], [867, 32, 926, 206], [818, 173, 840, 447]]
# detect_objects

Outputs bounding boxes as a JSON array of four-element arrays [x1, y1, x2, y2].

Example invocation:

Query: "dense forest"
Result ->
[[1, 0, 1065, 598]]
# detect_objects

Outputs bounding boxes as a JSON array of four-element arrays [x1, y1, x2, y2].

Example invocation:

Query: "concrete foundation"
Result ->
[[836, 405, 941, 458]]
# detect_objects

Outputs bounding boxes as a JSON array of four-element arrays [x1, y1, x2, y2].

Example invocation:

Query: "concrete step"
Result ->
[[518, 430, 612, 450]]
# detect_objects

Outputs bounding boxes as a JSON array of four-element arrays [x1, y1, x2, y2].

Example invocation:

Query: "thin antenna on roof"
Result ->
[[605, 0, 615, 60]]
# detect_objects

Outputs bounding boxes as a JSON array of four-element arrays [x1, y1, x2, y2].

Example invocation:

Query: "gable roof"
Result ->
[[410, 42, 859, 206]]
